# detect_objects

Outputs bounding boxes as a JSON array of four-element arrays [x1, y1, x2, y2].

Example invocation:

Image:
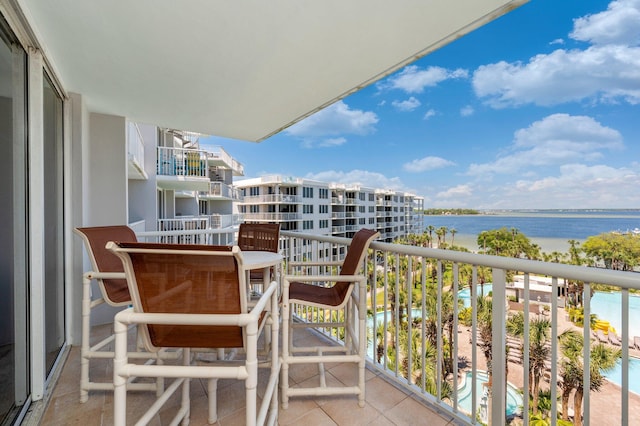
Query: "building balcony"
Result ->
[[156, 146, 211, 191], [43, 229, 640, 425], [204, 145, 245, 176], [240, 194, 302, 204], [199, 182, 243, 201], [242, 212, 302, 222], [126, 122, 147, 180]]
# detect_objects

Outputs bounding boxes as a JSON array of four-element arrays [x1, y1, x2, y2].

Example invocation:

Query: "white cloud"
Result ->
[[460, 105, 474, 117], [302, 137, 347, 149], [392, 96, 421, 112], [436, 184, 473, 199], [550, 38, 565, 45], [285, 100, 378, 138], [305, 170, 407, 191], [506, 163, 640, 207], [473, 45, 640, 107], [467, 113, 623, 176], [571, 0, 640, 46], [424, 109, 437, 120], [403, 156, 455, 173], [378, 65, 468, 94], [473, 1, 640, 108]]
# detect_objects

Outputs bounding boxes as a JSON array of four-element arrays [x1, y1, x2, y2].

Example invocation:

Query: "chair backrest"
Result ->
[[108, 241, 248, 351], [75, 225, 138, 306], [333, 228, 380, 304], [237, 223, 280, 253]]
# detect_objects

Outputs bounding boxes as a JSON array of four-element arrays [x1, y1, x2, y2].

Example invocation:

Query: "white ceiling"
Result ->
[[18, 0, 527, 142]]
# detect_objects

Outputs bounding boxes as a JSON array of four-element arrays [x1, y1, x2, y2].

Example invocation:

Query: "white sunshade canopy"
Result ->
[[17, 0, 527, 142]]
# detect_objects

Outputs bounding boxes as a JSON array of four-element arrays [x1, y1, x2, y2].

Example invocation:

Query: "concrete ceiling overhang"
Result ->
[[17, 0, 527, 142]]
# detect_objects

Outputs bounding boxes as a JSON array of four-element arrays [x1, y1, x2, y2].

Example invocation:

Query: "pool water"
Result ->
[[591, 292, 640, 340], [458, 284, 493, 308], [457, 371, 522, 417]]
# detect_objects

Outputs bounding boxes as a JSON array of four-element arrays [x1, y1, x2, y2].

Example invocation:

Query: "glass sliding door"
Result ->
[[42, 73, 65, 375], [0, 15, 29, 425]]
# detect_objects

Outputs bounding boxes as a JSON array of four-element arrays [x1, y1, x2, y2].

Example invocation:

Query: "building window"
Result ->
[[250, 205, 259, 213], [359, 218, 366, 225], [303, 220, 314, 230], [319, 205, 328, 214], [319, 188, 328, 199], [359, 206, 365, 213], [303, 204, 314, 214], [359, 192, 365, 201], [319, 219, 328, 228], [249, 186, 259, 196], [303, 187, 314, 198]]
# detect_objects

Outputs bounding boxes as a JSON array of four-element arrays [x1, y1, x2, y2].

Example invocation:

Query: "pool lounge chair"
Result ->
[[608, 332, 622, 346], [596, 329, 608, 344], [634, 336, 640, 349]]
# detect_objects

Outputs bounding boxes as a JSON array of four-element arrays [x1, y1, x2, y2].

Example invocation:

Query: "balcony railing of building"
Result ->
[[157, 146, 209, 178], [277, 230, 640, 426], [200, 182, 243, 201], [208, 213, 243, 229], [241, 194, 301, 204], [125, 227, 640, 425], [241, 212, 302, 221], [203, 145, 244, 175], [127, 122, 146, 179]]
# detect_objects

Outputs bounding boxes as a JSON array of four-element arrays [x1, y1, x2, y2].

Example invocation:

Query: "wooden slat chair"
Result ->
[[108, 242, 280, 426], [281, 228, 379, 408], [238, 223, 281, 292], [74, 226, 178, 402]]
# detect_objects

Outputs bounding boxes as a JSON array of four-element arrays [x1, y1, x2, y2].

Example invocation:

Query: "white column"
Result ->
[[28, 46, 45, 401]]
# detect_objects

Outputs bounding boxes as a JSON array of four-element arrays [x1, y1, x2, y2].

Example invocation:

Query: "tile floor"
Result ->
[[39, 325, 462, 425]]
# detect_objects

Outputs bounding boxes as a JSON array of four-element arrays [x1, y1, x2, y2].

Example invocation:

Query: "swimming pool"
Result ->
[[458, 284, 493, 308], [457, 371, 522, 417], [591, 291, 640, 339]]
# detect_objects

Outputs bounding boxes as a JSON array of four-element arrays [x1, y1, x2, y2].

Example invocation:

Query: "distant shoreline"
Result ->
[[448, 233, 581, 254]]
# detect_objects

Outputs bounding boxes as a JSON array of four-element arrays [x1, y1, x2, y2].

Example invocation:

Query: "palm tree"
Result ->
[[558, 329, 621, 426], [507, 313, 551, 415], [427, 225, 435, 248], [450, 228, 457, 246]]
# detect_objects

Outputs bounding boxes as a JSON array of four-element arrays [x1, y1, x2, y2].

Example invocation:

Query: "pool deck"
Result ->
[[456, 306, 640, 425]]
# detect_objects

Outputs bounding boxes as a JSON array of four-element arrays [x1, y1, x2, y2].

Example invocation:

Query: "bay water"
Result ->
[[423, 209, 640, 254]]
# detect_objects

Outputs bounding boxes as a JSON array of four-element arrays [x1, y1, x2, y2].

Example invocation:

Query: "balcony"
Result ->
[[204, 145, 245, 176], [199, 182, 243, 201], [46, 229, 640, 425], [156, 147, 210, 191], [126, 122, 147, 180]]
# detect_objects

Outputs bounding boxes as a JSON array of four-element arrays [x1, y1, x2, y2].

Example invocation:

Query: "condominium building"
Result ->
[[235, 175, 424, 242]]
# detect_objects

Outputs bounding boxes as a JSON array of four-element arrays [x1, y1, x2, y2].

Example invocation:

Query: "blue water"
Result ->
[[605, 357, 640, 395], [457, 371, 522, 417], [591, 292, 640, 339], [423, 210, 640, 240], [458, 284, 493, 308]]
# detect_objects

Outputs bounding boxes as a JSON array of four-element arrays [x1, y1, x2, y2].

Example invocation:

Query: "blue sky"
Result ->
[[201, 0, 640, 210]]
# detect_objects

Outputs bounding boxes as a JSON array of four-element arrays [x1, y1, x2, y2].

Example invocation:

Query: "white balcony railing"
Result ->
[[241, 212, 301, 221], [278, 231, 640, 426], [240, 194, 301, 204], [157, 146, 208, 178], [127, 122, 145, 173], [128, 227, 640, 425], [200, 182, 243, 201]]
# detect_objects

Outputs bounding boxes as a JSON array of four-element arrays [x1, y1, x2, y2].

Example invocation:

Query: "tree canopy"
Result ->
[[581, 232, 640, 271], [477, 227, 541, 260]]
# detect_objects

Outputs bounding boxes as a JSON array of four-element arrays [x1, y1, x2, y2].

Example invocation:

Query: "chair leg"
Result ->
[[113, 316, 128, 425], [80, 275, 92, 403], [207, 379, 218, 424]]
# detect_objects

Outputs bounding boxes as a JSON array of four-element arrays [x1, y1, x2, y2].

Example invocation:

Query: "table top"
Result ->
[[241, 250, 283, 270]]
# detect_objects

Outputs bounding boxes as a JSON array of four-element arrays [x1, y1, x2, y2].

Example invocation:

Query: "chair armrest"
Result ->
[[249, 280, 278, 315], [283, 274, 365, 284], [287, 261, 342, 268], [84, 271, 126, 280]]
